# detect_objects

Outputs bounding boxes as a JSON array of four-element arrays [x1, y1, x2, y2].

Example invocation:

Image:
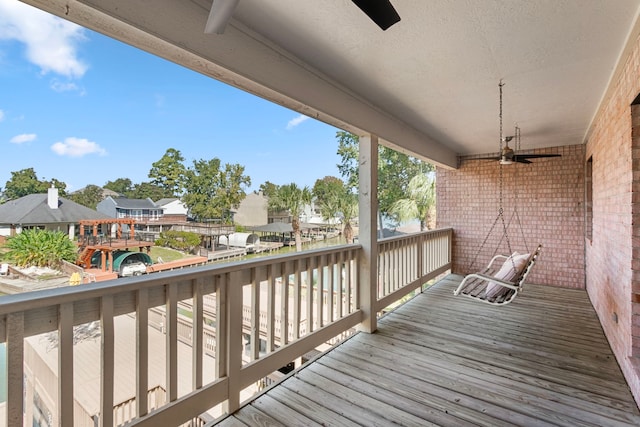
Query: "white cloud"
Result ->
[[0, 109, 4, 122], [0, 0, 88, 78], [51, 137, 106, 157], [286, 114, 309, 130], [50, 79, 79, 93], [10, 133, 36, 144]]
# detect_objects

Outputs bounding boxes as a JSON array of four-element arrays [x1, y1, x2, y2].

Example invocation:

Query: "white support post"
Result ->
[[6, 312, 24, 427], [166, 283, 178, 402], [192, 278, 204, 390], [224, 271, 244, 414], [58, 303, 74, 427], [100, 295, 114, 427], [358, 134, 379, 333], [136, 289, 149, 417]]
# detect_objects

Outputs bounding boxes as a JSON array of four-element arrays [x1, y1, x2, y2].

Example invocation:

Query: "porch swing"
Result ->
[[453, 82, 542, 305]]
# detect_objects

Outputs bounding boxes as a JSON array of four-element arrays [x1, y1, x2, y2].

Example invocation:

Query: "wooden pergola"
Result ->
[[77, 219, 153, 272]]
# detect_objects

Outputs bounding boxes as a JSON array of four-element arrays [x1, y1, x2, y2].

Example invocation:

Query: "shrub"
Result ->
[[6, 229, 77, 267], [155, 230, 200, 253]]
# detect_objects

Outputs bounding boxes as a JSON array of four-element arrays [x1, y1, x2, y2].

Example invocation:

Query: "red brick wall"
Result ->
[[581, 28, 640, 405], [436, 144, 585, 288], [631, 104, 640, 358]]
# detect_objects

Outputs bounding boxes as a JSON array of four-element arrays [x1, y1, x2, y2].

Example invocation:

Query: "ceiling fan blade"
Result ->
[[514, 158, 533, 164], [464, 156, 501, 161], [351, 0, 401, 30], [516, 153, 562, 159]]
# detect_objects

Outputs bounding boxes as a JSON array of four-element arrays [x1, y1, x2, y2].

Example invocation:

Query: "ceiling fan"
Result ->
[[474, 127, 562, 164], [468, 82, 561, 165], [205, 0, 401, 34]]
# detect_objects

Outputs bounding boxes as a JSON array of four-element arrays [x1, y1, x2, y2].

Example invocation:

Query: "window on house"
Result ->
[[586, 156, 593, 242]]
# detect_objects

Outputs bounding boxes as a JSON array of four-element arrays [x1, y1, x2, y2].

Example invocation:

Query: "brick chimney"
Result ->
[[48, 184, 59, 209]]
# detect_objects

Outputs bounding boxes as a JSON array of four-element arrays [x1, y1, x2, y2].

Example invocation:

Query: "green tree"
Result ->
[[269, 183, 312, 252], [389, 173, 436, 231], [127, 182, 168, 200], [4, 168, 50, 199], [312, 176, 345, 225], [69, 184, 104, 209], [336, 131, 360, 192], [337, 190, 358, 244], [6, 229, 77, 267], [259, 181, 279, 199], [336, 131, 433, 220], [104, 178, 133, 196], [148, 148, 187, 197], [182, 158, 251, 222]]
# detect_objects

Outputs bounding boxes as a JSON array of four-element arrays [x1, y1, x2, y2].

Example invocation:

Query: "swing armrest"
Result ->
[[485, 254, 509, 271]]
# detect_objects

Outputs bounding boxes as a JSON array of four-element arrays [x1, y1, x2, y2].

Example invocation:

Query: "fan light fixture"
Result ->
[[205, 0, 240, 34]]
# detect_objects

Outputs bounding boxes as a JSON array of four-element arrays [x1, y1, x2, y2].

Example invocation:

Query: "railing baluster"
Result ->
[[337, 252, 344, 319], [192, 278, 204, 390], [6, 312, 23, 427], [317, 255, 325, 328], [281, 261, 289, 345], [293, 259, 301, 339], [306, 257, 314, 333], [328, 253, 335, 323], [166, 283, 178, 402], [250, 268, 260, 361], [137, 288, 149, 417], [100, 295, 114, 427], [345, 251, 352, 313], [215, 274, 227, 381], [58, 302, 74, 427], [267, 265, 275, 352]]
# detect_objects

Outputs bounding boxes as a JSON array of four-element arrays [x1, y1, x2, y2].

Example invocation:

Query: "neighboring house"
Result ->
[[97, 197, 163, 222], [71, 186, 121, 200], [0, 186, 112, 238], [155, 198, 189, 222], [233, 192, 268, 227]]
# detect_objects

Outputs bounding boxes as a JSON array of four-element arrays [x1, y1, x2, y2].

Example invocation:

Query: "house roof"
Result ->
[[155, 198, 180, 206], [111, 197, 159, 209], [0, 194, 113, 225], [30, 0, 640, 168]]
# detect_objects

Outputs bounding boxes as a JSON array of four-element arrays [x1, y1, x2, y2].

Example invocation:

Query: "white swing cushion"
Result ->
[[486, 252, 530, 298]]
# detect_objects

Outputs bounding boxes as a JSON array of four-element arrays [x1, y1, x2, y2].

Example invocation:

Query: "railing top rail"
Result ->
[[0, 243, 362, 315], [377, 227, 453, 244]]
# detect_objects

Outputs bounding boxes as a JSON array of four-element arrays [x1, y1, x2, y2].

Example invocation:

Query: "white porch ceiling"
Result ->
[[22, 0, 640, 168]]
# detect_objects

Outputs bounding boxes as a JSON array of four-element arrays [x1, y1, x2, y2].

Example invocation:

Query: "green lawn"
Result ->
[[148, 246, 193, 263]]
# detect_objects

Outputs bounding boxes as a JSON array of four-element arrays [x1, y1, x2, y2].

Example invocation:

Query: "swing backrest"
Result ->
[[513, 244, 542, 287]]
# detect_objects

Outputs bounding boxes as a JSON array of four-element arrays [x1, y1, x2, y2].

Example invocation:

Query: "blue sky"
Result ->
[[0, 0, 343, 193]]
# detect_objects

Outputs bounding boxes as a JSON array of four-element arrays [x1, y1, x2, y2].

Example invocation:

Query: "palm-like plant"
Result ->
[[390, 174, 436, 231], [338, 191, 358, 243], [6, 229, 77, 267], [269, 183, 312, 251]]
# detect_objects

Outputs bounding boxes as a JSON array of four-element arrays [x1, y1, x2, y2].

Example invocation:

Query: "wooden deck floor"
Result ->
[[217, 274, 640, 426]]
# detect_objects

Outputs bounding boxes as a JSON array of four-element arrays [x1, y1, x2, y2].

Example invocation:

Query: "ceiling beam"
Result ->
[[21, 0, 458, 168]]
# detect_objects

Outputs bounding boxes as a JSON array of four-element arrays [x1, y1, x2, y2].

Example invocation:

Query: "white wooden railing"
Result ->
[[376, 228, 453, 311], [0, 229, 452, 427]]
